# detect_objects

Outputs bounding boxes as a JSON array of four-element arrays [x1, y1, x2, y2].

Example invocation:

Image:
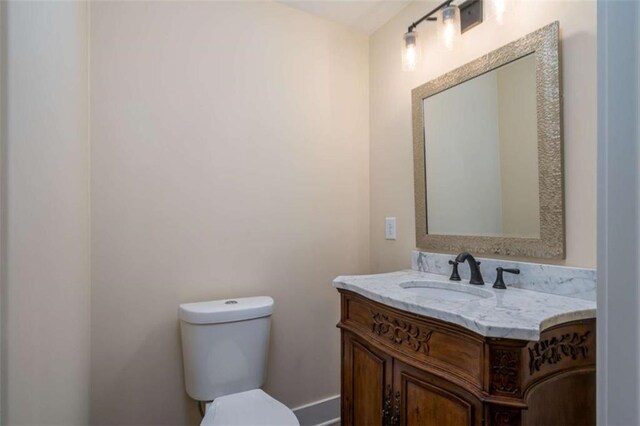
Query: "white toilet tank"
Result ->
[[179, 296, 274, 402]]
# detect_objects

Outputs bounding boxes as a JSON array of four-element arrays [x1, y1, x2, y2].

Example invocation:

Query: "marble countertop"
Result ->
[[333, 270, 596, 341]]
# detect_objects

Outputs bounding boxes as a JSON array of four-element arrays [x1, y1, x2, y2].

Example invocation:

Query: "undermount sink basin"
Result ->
[[399, 281, 493, 302]]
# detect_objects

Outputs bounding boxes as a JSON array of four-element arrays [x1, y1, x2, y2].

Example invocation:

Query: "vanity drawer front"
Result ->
[[340, 291, 484, 389]]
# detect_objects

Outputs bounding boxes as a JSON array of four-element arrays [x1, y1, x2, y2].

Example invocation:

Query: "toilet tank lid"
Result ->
[[179, 296, 274, 324]]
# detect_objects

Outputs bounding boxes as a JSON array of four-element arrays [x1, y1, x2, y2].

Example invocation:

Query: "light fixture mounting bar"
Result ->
[[407, 0, 455, 32], [459, 0, 483, 33]]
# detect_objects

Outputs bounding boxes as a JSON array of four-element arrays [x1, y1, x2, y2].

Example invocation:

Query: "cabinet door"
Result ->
[[342, 331, 393, 426], [393, 360, 483, 426]]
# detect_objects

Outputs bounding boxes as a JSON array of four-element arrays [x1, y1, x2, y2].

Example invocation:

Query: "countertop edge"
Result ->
[[333, 276, 596, 342]]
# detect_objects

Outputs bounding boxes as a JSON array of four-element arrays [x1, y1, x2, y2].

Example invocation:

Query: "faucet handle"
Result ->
[[448, 260, 461, 281], [493, 267, 520, 289]]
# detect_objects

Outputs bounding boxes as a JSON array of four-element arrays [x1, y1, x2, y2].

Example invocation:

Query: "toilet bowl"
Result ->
[[201, 389, 298, 426], [179, 296, 299, 426]]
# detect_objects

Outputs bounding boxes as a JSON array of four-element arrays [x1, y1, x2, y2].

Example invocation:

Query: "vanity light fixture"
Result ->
[[492, 0, 506, 24], [402, 30, 420, 71], [438, 4, 462, 51], [402, 0, 483, 71]]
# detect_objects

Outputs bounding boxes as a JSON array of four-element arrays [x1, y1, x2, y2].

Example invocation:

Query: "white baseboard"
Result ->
[[292, 394, 340, 426]]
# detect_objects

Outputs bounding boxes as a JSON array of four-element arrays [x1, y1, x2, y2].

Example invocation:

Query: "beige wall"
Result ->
[[90, 2, 369, 425], [1, 1, 91, 424], [0, 1, 597, 424], [370, 0, 597, 270]]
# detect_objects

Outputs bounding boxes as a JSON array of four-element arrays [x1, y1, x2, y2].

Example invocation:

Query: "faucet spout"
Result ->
[[455, 251, 484, 285]]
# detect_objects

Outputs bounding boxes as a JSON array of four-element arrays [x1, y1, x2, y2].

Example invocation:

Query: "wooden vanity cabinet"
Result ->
[[342, 334, 393, 425], [338, 290, 596, 426]]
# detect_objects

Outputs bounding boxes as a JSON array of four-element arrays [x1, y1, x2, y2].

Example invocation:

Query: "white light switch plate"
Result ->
[[385, 217, 397, 240]]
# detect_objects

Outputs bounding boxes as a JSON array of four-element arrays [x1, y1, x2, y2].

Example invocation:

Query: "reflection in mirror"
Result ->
[[423, 54, 540, 238]]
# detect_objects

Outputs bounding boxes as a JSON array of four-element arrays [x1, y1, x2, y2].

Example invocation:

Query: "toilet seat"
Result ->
[[201, 389, 299, 426]]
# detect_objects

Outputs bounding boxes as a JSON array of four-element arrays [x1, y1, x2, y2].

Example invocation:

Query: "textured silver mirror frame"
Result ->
[[412, 22, 565, 259]]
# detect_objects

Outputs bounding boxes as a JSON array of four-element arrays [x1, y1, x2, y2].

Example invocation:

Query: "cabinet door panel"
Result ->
[[342, 332, 393, 426], [404, 379, 470, 426], [394, 360, 482, 426], [522, 369, 595, 426]]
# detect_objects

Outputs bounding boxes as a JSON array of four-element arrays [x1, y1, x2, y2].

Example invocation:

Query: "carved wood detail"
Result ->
[[490, 407, 521, 426], [528, 331, 590, 374], [490, 348, 520, 394], [371, 311, 433, 354], [382, 384, 395, 426]]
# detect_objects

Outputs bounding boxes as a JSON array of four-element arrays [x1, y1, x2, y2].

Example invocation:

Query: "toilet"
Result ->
[[179, 296, 299, 426]]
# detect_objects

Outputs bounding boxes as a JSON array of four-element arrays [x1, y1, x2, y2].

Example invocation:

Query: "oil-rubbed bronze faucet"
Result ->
[[454, 252, 484, 285], [448, 260, 461, 281], [493, 267, 520, 289]]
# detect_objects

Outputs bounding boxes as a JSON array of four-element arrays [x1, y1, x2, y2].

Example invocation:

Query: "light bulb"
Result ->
[[493, 0, 506, 24], [402, 31, 420, 72], [438, 5, 461, 51]]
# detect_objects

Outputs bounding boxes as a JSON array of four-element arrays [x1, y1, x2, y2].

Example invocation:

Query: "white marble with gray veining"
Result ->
[[333, 269, 596, 341], [412, 251, 597, 301]]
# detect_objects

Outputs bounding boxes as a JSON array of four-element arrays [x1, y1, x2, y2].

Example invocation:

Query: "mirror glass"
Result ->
[[423, 53, 540, 238]]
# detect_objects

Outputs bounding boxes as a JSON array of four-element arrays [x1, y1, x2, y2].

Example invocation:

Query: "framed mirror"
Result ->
[[412, 22, 564, 258]]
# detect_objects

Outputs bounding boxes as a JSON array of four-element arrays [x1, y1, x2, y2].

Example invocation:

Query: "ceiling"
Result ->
[[278, 0, 412, 34]]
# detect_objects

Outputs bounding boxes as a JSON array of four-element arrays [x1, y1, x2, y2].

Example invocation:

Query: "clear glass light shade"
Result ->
[[438, 5, 461, 51], [492, 0, 506, 24], [402, 31, 420, 72]]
